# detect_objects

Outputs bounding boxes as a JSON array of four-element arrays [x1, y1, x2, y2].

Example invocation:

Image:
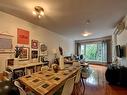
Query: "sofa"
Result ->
[[105, 64, 127, 86]]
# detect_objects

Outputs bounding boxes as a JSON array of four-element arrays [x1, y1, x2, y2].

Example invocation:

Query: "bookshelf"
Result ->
[[6, 62, 47, 80]]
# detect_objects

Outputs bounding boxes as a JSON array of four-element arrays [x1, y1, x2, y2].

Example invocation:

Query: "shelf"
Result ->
[[0, 33, 14, 37], [0, 51, 15, 54]]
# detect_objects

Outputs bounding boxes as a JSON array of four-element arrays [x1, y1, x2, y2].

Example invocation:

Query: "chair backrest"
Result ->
[[3, 71, 12, 81], [61, 76, 75, 95], [73, 62, 80, 67], [14, 81, 26, 95], [75, 69, 81, 84], [41, 66, 49, 71]]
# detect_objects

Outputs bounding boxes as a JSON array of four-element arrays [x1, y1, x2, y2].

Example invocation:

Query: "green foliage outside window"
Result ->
[[81, 42, 106, 62]]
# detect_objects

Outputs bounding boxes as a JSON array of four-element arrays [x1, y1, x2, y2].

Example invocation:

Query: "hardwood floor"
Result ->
[[72, 65, 127, 95]]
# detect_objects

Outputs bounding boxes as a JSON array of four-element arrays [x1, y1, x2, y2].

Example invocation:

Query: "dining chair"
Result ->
[[61, 76, 75, 95], [75, 69, 81, 84], [81, 66, 91, 89], [72, 69, 82, 95], [54, 76, 75, 95], [41, 66, 49, 71], [3, 71, 12, 81], [14, 81, 26, 95], [73, 62, 80, 67]]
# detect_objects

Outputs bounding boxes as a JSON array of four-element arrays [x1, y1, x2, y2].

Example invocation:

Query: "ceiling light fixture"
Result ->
[[32, 6, 44, 18], [82, 19, 92, 37], [82, 32, 91, 37], [86, 20, 90, 25]]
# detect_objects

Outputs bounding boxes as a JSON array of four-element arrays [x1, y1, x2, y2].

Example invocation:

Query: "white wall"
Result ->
[[117, 16, 127, 66], [0, 11, 74, 72]]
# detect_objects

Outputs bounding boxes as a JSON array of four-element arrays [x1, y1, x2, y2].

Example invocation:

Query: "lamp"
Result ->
[[32, 6, 44, 18], [82, 19, 92, 37], [82, 32, 91, 37]]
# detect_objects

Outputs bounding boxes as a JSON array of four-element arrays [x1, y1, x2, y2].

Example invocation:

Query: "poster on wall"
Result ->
[[0, 33, 13, 53], [31, 40, 38, 49], [40, 44, 48, 56], [19, 47, 29, 61], [17, 28, 29, 45], [31, 50, 38, 59]]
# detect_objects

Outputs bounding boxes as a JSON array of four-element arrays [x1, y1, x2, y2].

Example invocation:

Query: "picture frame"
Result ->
[[19, 47, 29, 61], [31, 40, 38, 49], [40, 44, 48, 56], [31, 50, 38, 59], [17, 28, 29, 45]]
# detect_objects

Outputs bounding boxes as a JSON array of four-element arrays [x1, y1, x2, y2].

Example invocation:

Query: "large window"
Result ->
[[81, 42, 107, 62]]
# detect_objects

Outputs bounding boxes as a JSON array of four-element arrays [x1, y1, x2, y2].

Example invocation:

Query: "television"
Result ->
[[115, 45, 124, 58]]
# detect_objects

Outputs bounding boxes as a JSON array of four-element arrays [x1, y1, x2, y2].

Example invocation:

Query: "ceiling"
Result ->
[[0, 0, 127, 40]]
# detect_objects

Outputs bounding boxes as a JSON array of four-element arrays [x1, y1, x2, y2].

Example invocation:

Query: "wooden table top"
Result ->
[[19, 66, 80, 95]]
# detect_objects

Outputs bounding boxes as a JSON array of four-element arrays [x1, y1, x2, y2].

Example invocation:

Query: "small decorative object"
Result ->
[[59, 46, 64, 69], [40, 44, 48, 55], [59, 56, 64, 69], [114, 57, 118, 64], [59, 46, 63, 55], [54, 58, 59, 65], [15, 46, 23, 58], [52, 64, 59, 73], [31, 40, 38, 49]]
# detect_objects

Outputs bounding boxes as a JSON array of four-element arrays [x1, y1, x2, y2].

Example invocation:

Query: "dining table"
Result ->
[[18, 65, 80, 95]]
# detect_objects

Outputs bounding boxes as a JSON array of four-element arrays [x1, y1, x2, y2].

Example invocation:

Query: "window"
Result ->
[[81, 42, 107, 63]]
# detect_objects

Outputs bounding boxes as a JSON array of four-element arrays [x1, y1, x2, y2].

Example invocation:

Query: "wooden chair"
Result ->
[[54, 76, 75, 95], [73, 69, 82, 95], [75, 69, 81, 84], [73, 62, 80, 67], [81, 66, 90, 89], [61, 76, 75, 95], [14, 81, 26, 95]]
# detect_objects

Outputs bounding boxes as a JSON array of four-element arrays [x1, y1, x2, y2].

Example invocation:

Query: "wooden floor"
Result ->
[[72, 65, 127, 95]]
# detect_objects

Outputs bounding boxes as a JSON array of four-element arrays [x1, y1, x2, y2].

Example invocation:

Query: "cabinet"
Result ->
[[6, 62, 47, 80]]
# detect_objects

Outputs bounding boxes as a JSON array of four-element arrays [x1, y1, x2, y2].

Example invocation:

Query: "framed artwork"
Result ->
[[19, 47, 29, 61], [31, 40, 38, 49], [17, 28, 29, 45], [31, 50, 38, 59], [40, 44, 48, 56], [0, 33, 13, 53], [0, 38, 12, 49]]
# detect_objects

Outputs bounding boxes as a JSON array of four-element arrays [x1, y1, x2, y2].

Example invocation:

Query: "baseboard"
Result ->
[[89, 63, 107, 66]]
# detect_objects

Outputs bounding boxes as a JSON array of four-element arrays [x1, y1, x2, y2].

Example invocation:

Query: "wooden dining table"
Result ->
[[18, 65, 80, 95]]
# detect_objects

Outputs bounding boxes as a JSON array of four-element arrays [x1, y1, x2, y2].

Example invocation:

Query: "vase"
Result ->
[[59, 56, 64, 69], [52, 64, 59, 73]]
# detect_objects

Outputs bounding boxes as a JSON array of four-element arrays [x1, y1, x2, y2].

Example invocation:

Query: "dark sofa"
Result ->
[[105, 64, 127, 86]]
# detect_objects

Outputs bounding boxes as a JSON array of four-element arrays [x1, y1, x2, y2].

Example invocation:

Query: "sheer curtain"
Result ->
[[79, 41, 108, 63], [101, 40, 107, 62]]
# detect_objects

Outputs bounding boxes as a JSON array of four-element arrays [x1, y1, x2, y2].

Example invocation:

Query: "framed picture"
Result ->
[[40, 44, 48, 56], [17, 28, 29, 45], [31, 40, 38, 49], [19, 47, 29, 61], [31, 50, 38, 59]]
